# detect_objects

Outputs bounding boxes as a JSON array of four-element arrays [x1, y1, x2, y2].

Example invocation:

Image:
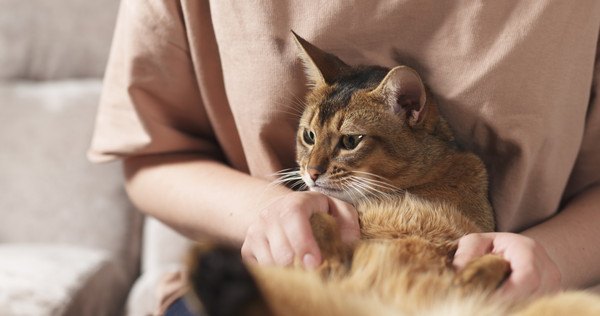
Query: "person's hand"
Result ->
[[453, 232, 561, 300], [241, 191, 359, 268]]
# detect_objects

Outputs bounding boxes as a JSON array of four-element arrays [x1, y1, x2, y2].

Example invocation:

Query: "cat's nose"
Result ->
[[308, 167, 323, 181]]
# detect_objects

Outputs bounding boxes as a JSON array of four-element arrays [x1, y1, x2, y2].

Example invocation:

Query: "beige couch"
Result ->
[[0, 1, 141, 315], [0, 1, 193, 315]]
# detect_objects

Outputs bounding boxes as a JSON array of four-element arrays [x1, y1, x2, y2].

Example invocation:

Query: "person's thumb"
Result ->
[[453, 233, 494, 269]]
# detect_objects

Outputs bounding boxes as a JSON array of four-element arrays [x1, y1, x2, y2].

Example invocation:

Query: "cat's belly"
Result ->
[[331, 236, 466, 313]]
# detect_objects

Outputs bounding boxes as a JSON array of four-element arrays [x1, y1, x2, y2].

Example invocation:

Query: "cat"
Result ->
[[185, 32, 600, 316]]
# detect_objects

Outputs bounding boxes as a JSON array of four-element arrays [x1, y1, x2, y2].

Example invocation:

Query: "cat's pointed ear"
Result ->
[[291, 30, 349, 86], [371, 66, 427, 127]]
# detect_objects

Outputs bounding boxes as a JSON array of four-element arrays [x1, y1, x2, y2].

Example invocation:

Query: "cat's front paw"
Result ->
[[310, 212, 352, 278], [454, 254, 511, 294]]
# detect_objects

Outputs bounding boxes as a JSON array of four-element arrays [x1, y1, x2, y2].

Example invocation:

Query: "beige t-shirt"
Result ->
[[91, 0, 600, 231], [89, 0, 600, 312]]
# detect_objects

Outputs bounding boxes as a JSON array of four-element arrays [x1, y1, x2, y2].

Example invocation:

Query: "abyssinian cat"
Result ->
[[186, 32, 600, 316]]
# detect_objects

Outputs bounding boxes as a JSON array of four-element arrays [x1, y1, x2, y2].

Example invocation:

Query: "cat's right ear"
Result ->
[[370, 66, 427, 127], [291, 31, 349, 86]]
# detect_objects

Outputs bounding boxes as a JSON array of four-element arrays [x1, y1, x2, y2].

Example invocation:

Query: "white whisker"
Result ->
[[350, 171, 402, 192], [289, 180, 307, 191], [347, 179, 369, 200], [354, 177, 398, 192], [350, 176, 390, 198], [351, 170, 396, 184], [266, 168, 308, 192], [341, 181, 359, 203]]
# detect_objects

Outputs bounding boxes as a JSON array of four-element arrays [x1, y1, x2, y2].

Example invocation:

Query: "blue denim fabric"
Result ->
[[164, 297, 196, 316]]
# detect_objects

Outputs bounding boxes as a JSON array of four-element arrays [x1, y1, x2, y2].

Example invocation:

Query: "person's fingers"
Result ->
[[267, 223, 295, 266], [242, 219, 275, 265], [249, 235, 275, 265], [453, 233, 494, 269], [495, 256, 539, 300], [488, 234, 563, 301], [451, 232, 562, 301], [240, 240, 256, 263], [280, 210, 322, 268], [245, 191, 331, 269]]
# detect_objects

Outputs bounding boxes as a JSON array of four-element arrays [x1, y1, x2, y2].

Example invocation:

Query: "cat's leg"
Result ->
[[309, 212, 350, 260], [309, 212, 353, 279], [453, 254, 511, 293], [187, 244, 273, 316]]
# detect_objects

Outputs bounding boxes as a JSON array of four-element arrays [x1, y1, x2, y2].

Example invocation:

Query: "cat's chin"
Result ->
[[308, 186, 357, 205]]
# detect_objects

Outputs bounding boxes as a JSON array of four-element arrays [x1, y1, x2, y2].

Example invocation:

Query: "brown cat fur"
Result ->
[[186, 32, 600, 316]]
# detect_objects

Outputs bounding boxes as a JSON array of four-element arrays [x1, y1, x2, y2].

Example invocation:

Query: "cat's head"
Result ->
[[292, 32, 451, 204]]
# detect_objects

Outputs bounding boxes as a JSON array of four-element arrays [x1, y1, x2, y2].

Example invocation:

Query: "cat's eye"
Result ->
[[303, 129, 316, 145], [341, 135, 364, 150]]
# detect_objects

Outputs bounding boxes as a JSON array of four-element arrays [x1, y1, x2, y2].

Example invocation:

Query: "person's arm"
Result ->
[[91, 0, 268, 246], [523, 184, 600, 289], [124, 153, 361, 267], [454, 45, 600, 297], [123, 153, 291, 246]]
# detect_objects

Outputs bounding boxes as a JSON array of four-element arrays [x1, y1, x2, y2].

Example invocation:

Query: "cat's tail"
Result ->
[[186, 243, 397, 316], [186, 244, 273, 316]]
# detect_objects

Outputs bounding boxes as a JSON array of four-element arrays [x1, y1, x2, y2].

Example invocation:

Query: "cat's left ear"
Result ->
[[291, 30, 350, 86], [370, 66, 427, 127]]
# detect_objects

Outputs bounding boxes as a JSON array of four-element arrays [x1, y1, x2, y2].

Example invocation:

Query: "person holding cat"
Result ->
[[89, 1, 600, 314]]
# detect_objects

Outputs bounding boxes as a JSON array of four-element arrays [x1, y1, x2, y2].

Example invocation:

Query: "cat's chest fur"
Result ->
[[357, 193, 481, 247]]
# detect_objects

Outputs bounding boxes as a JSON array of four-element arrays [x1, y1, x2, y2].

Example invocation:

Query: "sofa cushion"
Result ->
[[0, 244, 128, 316], [0, 0, 119, 80], [0, 80, 142, 314], [0, 81, 141, 273]]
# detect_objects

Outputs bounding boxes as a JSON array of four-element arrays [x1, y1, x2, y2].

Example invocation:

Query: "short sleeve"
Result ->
[[564, 37, 600, 200], [88, 0, 222, 163]]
